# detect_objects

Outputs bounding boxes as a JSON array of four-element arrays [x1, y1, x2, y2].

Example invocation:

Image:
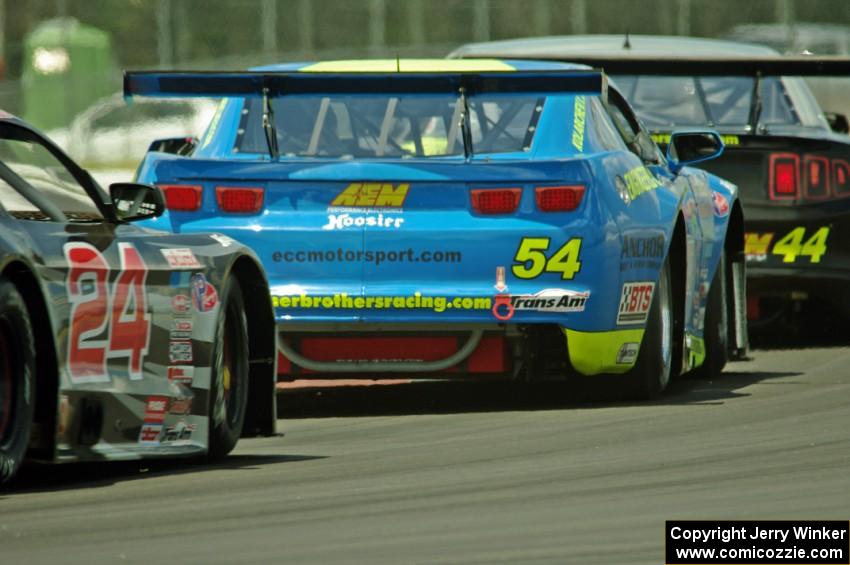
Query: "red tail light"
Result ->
[[470, 188, 521, 215], [804, 156, 829, 199], [215, 186, 264, 214], [535, 185, 585, 212], [159, 184, 203, 211], [833, 159, 850, 197], [769, 153, 799, 200]]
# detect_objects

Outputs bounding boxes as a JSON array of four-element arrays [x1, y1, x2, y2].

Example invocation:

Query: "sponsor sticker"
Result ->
[[210, 233, 235, 247], [138, 395, 169, 445], [161, 248, 202, 269], [170, 319, 193, 340], [330, 182, 409, 209], [491, 289, 589, 321], [616, 342, 640, 364], [161, 420, 196, 445], [713, 191, 730, 217], [139, 423, 163, 445], [172, 294, 190, 314], [323, 213, 404, 230], [143, 396, 169, 423], [617, 281, 655, 325], [495, 266, 507, 292], [169, 397, 193, 415], [511, 289, 589, 313], [167, 365, 194, 385], [191, 273, 218, 312], [169, 341, 193, 363], [620, 233, 665, 271]]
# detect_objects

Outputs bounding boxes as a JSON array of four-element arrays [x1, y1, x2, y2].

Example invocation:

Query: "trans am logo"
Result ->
[[492, 289, 589, 321]]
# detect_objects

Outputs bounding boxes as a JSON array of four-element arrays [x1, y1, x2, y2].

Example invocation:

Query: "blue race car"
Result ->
[[126, 59, 745, 399]]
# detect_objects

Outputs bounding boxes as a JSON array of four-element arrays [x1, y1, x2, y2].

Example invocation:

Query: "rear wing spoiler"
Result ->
[[458, 54, 850, 77], [124, 69, 607, 160], [123, 69, 606, 98]]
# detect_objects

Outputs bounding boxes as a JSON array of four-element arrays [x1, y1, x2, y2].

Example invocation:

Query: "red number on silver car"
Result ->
[[65, 242, 151, 383]]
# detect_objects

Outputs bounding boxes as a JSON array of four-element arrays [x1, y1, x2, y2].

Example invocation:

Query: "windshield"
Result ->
[[0, 134, 102, 221], [235, 94, 544, 158], [612, 75, 805, 130]]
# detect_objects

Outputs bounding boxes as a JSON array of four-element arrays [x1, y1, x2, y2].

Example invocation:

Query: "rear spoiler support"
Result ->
[[261, 87, 279, 159]]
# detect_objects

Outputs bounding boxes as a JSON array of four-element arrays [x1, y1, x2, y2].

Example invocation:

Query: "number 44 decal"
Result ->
[[64, 242, 151, 383], [772, 227, 829, 263]]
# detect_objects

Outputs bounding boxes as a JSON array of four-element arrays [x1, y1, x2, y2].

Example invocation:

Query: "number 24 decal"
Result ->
[[512, 237, 583, 280], [64, 242, 151, 383]]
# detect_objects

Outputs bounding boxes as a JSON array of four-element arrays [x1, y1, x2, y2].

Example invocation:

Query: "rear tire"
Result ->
[[0, 278, 36, 484], [622, 257, 674, 400], [208, 277, 250, 460], [694, 250, 728, 378]]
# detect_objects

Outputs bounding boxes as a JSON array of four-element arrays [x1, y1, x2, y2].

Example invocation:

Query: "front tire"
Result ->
[[0, 278, 36, 484], [623, 257, 674, 400], [208, 276, 250, 460]]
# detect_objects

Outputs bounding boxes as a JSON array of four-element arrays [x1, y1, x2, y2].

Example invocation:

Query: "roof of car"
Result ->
[[251, 58, 590, 73], [452, 34, 781, 59]]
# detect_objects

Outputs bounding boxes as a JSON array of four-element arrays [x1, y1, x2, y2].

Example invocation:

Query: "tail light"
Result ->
[[159, 184, 203, 211], [535, 185, 585, 212], [804, 156, 829, 199], [470, 188, 521, 214], [768, 153, 799, 200], [833, 159, 850, 197], [216, 186, 264, 214]]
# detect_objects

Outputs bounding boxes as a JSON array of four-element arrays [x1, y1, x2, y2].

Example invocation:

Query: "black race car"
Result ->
[[454, 35, 850, 328], [0, 111, 276, 483]]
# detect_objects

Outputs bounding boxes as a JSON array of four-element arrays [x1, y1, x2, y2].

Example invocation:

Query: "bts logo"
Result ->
[[617, 282, 655, 325]]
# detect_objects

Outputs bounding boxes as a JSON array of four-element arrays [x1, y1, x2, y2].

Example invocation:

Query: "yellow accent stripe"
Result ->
[[565, 328, 645, 376], [300, 59, 516, 73]]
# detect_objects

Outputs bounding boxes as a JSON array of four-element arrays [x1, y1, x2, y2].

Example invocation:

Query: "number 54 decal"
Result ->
[[64, 242, 151, 383], [512, 237, 583, 280], [745, 227, 829, 264]]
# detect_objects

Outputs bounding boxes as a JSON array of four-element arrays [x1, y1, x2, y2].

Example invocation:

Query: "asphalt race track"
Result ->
[[2, 347, 849, 564]]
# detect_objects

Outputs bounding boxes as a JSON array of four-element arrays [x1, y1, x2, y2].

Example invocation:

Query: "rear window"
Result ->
[[235, 94, 544, 158], [612, 75, 807, 130]]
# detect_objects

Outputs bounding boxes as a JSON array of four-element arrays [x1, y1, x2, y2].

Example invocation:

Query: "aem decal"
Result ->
[[512, 237, 582, 280], [330, 183, 410, 208], [745, 227, 829, 264], [617, 281, 655, 325]]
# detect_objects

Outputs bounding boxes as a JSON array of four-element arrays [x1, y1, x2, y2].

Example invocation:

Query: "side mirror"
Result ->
[[147, 136, 198, 155], [110, 182, 165, 221], [825, 111, 849, 134], [666, 130, 724, 174]]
